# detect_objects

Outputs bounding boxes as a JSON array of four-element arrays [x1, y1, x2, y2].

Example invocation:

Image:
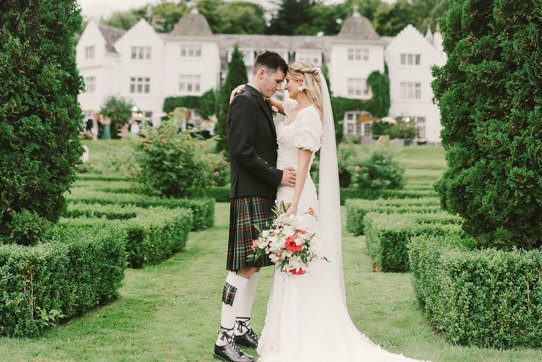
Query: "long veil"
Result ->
[[317, 69, 347, 306]]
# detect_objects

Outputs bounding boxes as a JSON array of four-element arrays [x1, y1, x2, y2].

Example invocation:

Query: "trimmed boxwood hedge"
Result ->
[[409, 234, 542, 349], [63, 204, 193, 268], [0, 225, 127, 337], [75, 174, 128, 182], [208, 186, 230, 203], [363, 212, 463, 272], [346, 198, 441, 235], [66, 190, 214, 231]]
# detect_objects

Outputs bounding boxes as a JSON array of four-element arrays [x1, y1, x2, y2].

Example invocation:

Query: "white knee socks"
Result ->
[[217, 271, 248, 346], [235, 272, 259, 336]]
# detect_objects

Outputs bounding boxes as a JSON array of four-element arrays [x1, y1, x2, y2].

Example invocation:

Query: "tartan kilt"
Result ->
[[227, 196, 275, 271]]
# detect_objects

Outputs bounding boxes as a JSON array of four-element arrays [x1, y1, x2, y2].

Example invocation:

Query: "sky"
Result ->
[[79, 0, 396, 20]]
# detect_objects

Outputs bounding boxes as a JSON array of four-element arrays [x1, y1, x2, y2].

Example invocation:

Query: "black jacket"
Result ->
[[227, 84, 283, 199]]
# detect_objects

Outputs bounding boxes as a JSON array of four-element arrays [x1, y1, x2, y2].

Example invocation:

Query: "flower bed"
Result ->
[[409, 234, 542, 349], [363, 212, 463, 272], [63, 204, 193, 268], [0, 225, 127, 337]]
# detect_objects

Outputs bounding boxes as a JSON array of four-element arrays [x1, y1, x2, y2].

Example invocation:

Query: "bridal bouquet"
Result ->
[[247, 202, 328, 276]]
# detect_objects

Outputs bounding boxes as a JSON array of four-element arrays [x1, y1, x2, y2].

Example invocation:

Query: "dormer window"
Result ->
[[131, 46, 151, 60], [85, 46, 95, 60]]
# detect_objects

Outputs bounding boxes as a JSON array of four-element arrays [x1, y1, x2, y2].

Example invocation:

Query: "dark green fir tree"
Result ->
[[0, 0, 84, 245], [216, 44, 248, 156], [432, 0, 542, 250]]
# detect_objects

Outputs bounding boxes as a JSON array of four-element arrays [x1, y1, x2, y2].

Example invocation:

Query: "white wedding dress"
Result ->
[[256, 98, 419, 362]]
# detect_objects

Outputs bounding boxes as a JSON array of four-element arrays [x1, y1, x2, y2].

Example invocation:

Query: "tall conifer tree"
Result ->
[[216, 44, 248, 156], [0, 0, 84, 244]]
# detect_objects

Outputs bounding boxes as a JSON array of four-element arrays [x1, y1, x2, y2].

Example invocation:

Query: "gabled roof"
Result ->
[[98, 24, 126, 53], [337, 8, 380, 41], [170, 8, 212, 37]]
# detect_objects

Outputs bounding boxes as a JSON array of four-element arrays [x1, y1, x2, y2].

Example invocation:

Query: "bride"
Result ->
[[252, 61, 419, 361]]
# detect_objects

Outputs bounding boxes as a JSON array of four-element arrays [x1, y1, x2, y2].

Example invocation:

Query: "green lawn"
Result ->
[[1, 141, 539, 360], [0, 203, 540, 360]]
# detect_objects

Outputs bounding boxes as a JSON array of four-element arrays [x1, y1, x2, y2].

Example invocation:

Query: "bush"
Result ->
[[132, 118, 214, 199], [65, 189, 214, 230], [350, 146, 406, 191], [0, 225, 126, 337], [432, 0, 542, 249], [208, 186, 230, 203], [409, 234, 542, 349], [100, 96, 133, 139], [363, 212, 463, 272], [346, 198, 441, 235], [63, 204, 193, 268], [0, 0, 84, 243]]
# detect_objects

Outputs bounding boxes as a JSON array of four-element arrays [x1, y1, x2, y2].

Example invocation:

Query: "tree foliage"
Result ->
[[216, 45, 248, 156], [0, 0, 84, 244], [100, 96, 134, 139], [163, 89, 219, 120], [433, 0, 542, 250]]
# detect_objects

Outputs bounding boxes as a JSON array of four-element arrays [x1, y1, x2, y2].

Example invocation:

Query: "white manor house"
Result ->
[[77, 8, 446, 143]]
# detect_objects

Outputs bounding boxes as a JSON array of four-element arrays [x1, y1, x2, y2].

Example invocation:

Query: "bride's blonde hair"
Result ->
[[288, 61, 323, 112]]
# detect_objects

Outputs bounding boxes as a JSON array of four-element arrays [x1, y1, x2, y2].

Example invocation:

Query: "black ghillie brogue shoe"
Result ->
[[234, 329, 259, 349], [234, 318, 259, 349], [214, 331, 254, 362]]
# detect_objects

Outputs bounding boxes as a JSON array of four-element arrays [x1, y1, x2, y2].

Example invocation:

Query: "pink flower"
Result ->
[[214, 171, 219, 177], [355, 166, 361, 173], [285, 236, 303, 253], [306, 207, 315, 215], [252, 240, 259, 251], [296, 229, 307, 234], [198, 142, 203, 147]]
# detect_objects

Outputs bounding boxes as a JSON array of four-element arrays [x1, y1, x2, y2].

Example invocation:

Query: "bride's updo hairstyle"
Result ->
[[288, 61, 323, 111]]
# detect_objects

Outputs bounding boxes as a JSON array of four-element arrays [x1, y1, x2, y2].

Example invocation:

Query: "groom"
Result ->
[[214, 51, 294, 362]]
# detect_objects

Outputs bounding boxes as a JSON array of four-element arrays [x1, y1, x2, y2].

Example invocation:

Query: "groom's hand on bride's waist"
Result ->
[[280, 167, 296, 187]]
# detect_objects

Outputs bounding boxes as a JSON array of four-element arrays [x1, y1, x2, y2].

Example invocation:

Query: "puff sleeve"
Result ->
[[283, 98, 298, 117], [294, 108, 323, 152]]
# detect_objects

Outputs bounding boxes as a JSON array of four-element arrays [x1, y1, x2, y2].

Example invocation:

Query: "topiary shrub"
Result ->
[[0, 0, 84, 244], [432, 0, 542, 250]]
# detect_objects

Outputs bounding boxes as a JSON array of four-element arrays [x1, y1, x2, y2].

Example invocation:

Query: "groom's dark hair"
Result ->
[[253, 51, 288, 75]]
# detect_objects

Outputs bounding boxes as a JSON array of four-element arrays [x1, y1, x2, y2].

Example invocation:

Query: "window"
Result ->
[[179, 74, 201, 95], [131, 46, 151, 60], [296, 51, 321, 66], [363, 123, 371, 137], [84, 76, 96, 93], [415, 117, 426, 138], [85, 46, 95, 60], [181, 44, 202, 58], [400, 53, 421, 66], [144, 111, 153, 118], [347, 48, 369, 61], [130, 77, 151, 94], [347, 78, 369, 97], [400, 82, 421, 100]]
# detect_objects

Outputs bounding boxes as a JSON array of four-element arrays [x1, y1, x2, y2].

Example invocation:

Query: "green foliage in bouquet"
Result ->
[[432, 0, 542, 250], [0, 0, 84, 244], [131, 117, 213, 199]]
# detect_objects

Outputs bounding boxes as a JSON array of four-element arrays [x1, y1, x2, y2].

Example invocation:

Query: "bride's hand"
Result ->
[[230, 84, 246, 103], [284, 203, 298, 217]]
